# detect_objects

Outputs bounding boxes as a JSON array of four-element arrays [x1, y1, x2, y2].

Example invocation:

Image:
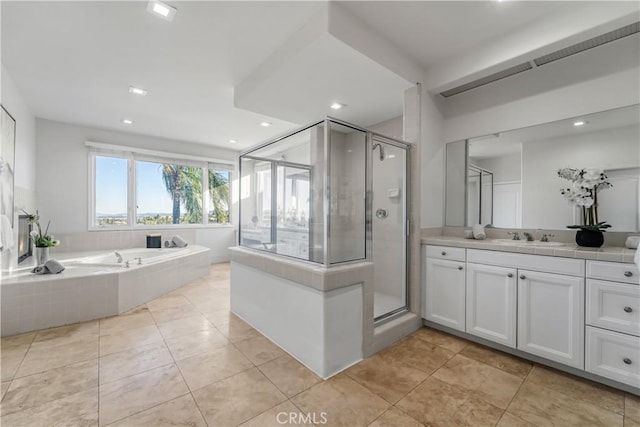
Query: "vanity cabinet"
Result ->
[[466, 263, 517, 347], [423, 246, 466, 331], [585, 261, 640, 387], [424, 246, 585, 369], [517, 269, 584, 368]]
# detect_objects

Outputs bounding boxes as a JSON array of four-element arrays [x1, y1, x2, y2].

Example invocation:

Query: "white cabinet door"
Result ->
[[466, 263, 517, 347], [517, 269, 585, 368], [424, 257, 466, 331]]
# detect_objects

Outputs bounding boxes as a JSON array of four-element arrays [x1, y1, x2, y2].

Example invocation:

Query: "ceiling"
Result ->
[[338, 1, 571, 69], [2, 1, 637, 150]]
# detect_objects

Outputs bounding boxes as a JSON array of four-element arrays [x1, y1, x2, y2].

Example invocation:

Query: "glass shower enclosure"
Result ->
[[238, 118, 410, 321]]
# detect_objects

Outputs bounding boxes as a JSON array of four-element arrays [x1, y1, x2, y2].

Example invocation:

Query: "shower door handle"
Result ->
[[375, 209, 388, 219]]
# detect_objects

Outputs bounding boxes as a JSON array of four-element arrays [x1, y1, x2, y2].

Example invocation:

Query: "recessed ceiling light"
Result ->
[[260, 122, 272, 127], [573, 121, 586, 126], [128, 86, 147, 96], [147, 0, 177, 21], [229, 139, 237, 144], [330, 102, 345, 110], [122, 119, 133, 125]]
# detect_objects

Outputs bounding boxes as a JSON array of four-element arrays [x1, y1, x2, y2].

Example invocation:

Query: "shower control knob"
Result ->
[[624, 358, 632, 365], [624, 271, 633, 277], [624, 306, 633, 313]]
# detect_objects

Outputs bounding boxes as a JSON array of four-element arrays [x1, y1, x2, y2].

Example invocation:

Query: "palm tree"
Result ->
[[161, 164, 202, 224], [209, 170, 230, 223]]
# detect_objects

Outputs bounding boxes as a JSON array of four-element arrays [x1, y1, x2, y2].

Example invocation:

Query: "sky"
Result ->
[[95, 157, 176, 215]]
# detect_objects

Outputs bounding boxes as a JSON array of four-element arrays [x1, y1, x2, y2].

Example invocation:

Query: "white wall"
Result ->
[[473, 153, 522, 183], [35, 119, 239, 262], [420, 89, 445, 228], [522, 124, 639, 231], [1, 64, 37, 270]]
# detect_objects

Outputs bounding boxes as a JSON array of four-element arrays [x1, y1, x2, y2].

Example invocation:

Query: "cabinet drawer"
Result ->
[[586, 326, 640, 388], [426, 245, 465, 262], [587, 280, 640, 336], [587, 261, 639, 285], [467, 249, 584, 277]]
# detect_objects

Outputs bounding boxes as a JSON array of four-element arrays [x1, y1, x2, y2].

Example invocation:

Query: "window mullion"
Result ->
[[128, 156, 136, 228], [203, 166, 209, 225]]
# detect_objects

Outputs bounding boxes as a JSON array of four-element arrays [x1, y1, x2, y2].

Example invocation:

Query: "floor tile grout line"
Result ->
[[521, 363, 626, 418], [3, 329, 39, 383], [0, 385, 101, 419], [498, 362, 536, 425], [101, 391, 194, 427]]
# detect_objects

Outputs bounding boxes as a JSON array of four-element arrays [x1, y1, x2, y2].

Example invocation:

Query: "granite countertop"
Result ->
[[422, 236, 637, 264]]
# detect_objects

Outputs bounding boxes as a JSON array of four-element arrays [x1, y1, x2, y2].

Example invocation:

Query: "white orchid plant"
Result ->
[[558, 167, 612, 231], [22, 210, 60, 248]]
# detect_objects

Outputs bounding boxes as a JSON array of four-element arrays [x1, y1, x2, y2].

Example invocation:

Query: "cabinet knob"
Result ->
[[519, 275, 526, 280], [507, 273, 513, 278], [458, 266, 463, 271], [441, 251, 447, 256], [623, 358, 632, 365], [624, 271, 633, 277], [624, 306, 633, 313]]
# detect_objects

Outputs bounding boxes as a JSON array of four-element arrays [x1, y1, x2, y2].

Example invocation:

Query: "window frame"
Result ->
[[87, 143, 234, 231]]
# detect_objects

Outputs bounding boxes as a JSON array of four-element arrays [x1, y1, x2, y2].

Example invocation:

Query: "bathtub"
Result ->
[[75, 247, 191, 267], [1, 245, 211, 336]]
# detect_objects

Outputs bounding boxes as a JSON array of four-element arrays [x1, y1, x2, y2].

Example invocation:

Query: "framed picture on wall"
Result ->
[[1, 105, 16, 227]]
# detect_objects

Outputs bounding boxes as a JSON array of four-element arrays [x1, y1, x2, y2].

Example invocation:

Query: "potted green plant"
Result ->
[[558, 168, 612, 247], [23, 210, 60, 265]]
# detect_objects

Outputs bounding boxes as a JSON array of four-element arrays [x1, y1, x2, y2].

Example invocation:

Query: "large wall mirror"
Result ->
[[445, 104, 640, 232]]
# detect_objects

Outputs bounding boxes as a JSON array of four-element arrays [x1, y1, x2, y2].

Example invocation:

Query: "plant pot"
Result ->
[[34, 246, 50, 266], [575, 230, 604, 248]]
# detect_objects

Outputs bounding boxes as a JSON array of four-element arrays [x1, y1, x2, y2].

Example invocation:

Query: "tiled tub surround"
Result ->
[[230, 247, 374, 379], [422, 237, 640, 395], [1, 246, 211, 336]]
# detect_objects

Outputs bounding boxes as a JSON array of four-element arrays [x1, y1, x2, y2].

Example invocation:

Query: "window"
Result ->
[[89, 146, 233, 229], [136, 160, 203, 225], [208, 168, 230, 224], [95, 156, 128, 226]]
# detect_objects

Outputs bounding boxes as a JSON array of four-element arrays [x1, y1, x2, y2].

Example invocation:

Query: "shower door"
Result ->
[[371, 136, 408, 321]]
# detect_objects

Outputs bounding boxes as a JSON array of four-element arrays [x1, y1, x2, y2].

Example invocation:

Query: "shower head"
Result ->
[[372, 142, 385, 161]]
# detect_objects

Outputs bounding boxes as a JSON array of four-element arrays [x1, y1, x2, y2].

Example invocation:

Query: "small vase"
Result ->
[[575, 230, 604, 248], [34, 246, 50, 266]]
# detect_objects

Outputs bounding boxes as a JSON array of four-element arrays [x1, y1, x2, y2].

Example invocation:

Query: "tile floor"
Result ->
[[1, 262, 638, 426]]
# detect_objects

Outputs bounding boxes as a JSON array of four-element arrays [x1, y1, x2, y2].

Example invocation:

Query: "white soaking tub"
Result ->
[[1, 246, 211, 336]]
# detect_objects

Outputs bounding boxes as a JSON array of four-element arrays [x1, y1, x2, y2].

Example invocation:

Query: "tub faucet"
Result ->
[[541, 233, 555, 242], [523, 232, 534, 242], [134, 257, 142, 265], [114, 251, 123, 263]]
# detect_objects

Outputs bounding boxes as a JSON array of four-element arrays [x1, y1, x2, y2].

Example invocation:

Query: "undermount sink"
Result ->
[[491, 239, 566, 247]]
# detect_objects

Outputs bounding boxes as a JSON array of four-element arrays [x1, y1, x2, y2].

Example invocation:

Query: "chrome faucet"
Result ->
[[541, 233, 555, 242], [508, 232, 520, 240], [114, 251, 123, 263], [523, 232, 534, 242]]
